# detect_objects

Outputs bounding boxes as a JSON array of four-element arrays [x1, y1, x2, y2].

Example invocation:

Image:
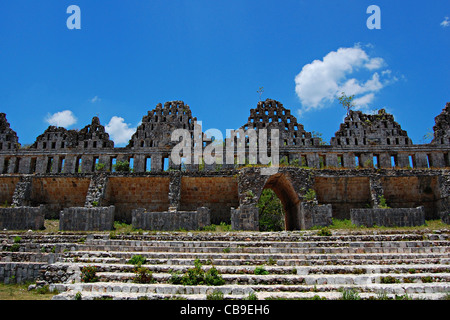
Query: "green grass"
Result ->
[[2, 219, 447, 236], [0, 283, 55, 300], [327, 218, 448, 231]]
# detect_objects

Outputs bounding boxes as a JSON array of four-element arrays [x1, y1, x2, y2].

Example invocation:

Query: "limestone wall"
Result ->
[[350, 207, 425, 227], [231, 205, 259, 231], [103, 176, 170, 222], [180, 176, 239, 224], [59, 206, 115, 231], [0, 206, 45, 230], [0, 262, 46, 284], [30, 177, 91, 218], [300, 202, 333, 230], [131, 207, 210, 231]]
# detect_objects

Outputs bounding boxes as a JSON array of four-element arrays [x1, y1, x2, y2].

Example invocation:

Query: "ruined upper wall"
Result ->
[[0, 113, 20, 151], [432, 102, 450, 145], [29, 116, 114, 151], [127, 100, 205, 149], [1, 100, 450, 173], [240, 98, 321, 147], [330, 109, 412, 147]]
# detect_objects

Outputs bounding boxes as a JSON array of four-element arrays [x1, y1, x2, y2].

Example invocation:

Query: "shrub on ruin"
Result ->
[[206, 289, 224, 300], [254, 267, 269, 275], [133, 267, 155, 284], [304, 189, 317, 201], [169, 259, 225, 286], [95, 163, 106, 171], [257, 189, 284, 231], [317, 227, 332, 236], [340, 288, 361, 300], [81, 265, 99, 283], [128, 255, 147, 266], [378, 195, 390, 209], [113, 160, 130, 172]]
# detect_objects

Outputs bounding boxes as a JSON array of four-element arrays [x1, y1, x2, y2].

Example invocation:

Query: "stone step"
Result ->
[[1, 230, 449, 244], [64, 255, 450, 269], [49, 281, 450, 300], [82, 238, 450, 248], [39, 260, 450, 286], [63, 249, 450, 263], [72, 243, 450, 254], [51, 290, 450, 301], [93, 270, 450, 285], [6, 239, 450, 256], [0, 252, 57, 263], [63, 262, 450, 275]]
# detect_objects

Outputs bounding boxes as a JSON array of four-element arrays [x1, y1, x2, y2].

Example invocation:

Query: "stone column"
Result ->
[[369, 175, 384, 208], [18, 157, 31, 174], [151, 154, 163, 172], [81, 155, 94, 173], [168, 171, 181, 210], [133, 154, 145, 173], [430, 152, 445, 168], [306, 153, 319, 169], [379, 153, 391, 169], [11, 176, 32, 206], [99, 155, 112, 172], [397, 153, 410, 168], [0, 156, 5, 174], [343, 153, 356, 169], [84, 173, 109, 207]]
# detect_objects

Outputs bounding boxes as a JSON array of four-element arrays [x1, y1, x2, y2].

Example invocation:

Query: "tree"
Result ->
[[422, 128, 434, 143], [311, 131, 328, 145], [257, 87, 264, 101], [113, 160, 130, 172], [257, 189, 284, 231], [337, 92, 355, 116]]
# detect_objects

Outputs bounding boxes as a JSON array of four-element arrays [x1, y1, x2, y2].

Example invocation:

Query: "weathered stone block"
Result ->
[[231, 205, 259, 231], [0, 205, 45, 230], [131, 207, 210, 231], [300, 202, 332, 230], [59, 206, 115, 231], [350, 206, 425, 227]]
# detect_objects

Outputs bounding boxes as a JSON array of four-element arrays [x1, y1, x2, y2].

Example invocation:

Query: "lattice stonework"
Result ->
[[240, 99, 320, 147], [128, 100, 200, 149], [331, 109, 412, 147]]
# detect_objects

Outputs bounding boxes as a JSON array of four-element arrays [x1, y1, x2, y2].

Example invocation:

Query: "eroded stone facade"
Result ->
[[0, 99, 449, 230]]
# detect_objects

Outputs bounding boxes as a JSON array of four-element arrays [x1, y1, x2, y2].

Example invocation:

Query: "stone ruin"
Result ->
[[0, 99, 449, 231]]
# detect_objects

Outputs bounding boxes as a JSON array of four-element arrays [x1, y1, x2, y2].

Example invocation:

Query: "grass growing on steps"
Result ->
[[0, 283, 56, 300], [321, 219, 449, 231]]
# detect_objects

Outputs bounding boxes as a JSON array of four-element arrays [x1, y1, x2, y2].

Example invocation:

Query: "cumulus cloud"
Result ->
[[353, 93, 375, 107], [105, 116, 136, 146], [441, 17, 450, 27], [45, 110, 77, 127], [294, 45, 396, 114]]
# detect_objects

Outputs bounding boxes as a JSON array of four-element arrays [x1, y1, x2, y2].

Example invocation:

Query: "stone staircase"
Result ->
[[1, 229, 450, 300]]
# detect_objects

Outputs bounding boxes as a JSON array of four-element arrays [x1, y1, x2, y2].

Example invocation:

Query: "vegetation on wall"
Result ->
[[257, 189, 285, 231]]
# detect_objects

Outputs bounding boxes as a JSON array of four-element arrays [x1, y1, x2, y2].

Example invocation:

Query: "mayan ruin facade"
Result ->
[[0, 99, 450, 231]]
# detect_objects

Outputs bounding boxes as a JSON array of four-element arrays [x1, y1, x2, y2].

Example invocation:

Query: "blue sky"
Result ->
[[0, 0, 449, 146]]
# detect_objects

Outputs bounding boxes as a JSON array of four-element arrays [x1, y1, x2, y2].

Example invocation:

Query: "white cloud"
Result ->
[[105, 116, 136, 146], [90, 96, 101, 103], [294, 45, 396, 115], [441, 16, 450, 27], [45, 110, 77, 127], [364, 57, 385, 70], [353, 93, 375, 107]]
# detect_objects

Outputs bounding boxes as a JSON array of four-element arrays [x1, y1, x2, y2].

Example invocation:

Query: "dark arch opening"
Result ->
[[258, 173, 301, 231]]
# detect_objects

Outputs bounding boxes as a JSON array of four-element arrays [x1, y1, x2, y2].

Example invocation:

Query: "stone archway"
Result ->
[[260, 173, 301, 230]]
